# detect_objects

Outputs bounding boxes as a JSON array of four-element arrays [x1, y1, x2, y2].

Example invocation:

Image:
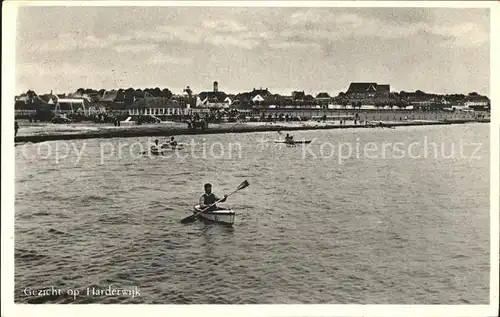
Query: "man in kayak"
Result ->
[[199, 183, 228, 212], [284, 134, 295, 145], [169, 136, 178, 147], [150, 140, 160, 153]]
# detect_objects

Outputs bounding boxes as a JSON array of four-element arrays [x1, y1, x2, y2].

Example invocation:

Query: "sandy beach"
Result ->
[[13, 117, 488, 144]]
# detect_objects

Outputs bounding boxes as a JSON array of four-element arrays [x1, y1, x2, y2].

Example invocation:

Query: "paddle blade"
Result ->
[[180, 214, 198, 224], [237, 180, 250, 191]]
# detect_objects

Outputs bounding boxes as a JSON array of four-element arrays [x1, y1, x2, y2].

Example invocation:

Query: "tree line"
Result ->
[[76, 87, 174, 99]]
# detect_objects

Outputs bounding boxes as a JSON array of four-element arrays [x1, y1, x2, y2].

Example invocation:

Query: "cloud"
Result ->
[[23, 8, 489, 61], [133, 24, 265, 50], [285, 11, 488, 48], [133, 28, 185, 43], [268, 41, 321, 51], [357, 8, 434, 25], [15, 7, 490, 96], [114, 43, 158, 53], [204, 35, 259, 50], [18, 61, 91, 77], [34, 32, 162, 53], [289, 10, 325, 25], [155, 25, 204, 44], [107, 33, 136, 43], [37, 33, 110, 52], [256, 32, 274, 40], [430, 22, 489, 47], [148, 52, 191, 65], [202, 19, 247, 33]]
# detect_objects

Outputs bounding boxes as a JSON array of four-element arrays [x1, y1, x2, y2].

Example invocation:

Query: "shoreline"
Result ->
[[14, 119, 489, 144]]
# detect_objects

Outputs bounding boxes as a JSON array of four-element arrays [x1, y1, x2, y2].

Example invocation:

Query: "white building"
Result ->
[[54, 98, 86, 114]]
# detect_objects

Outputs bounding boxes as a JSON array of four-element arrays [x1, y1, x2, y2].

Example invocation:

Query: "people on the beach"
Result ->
[[15, 120, 19, 137], [199, 183, 228, 212]]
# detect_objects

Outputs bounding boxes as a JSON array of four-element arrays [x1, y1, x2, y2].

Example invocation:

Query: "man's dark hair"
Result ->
[[204, 183, 212, 189]]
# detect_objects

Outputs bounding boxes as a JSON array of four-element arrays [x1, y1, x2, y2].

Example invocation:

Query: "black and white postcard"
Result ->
[[2, 1, 498, 317]]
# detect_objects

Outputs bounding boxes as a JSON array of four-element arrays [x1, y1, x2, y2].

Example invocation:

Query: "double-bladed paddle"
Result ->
[[180, 180, 250, 224]]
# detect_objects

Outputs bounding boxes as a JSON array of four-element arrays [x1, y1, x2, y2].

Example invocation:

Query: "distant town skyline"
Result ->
[[15, 6, 490, 96]]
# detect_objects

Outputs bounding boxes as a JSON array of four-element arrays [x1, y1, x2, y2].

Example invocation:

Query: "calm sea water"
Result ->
[[14, 124, 490, 304]]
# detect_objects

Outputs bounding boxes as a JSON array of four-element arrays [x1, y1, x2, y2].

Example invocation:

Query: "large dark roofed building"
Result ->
[[100, 90, 125, 103], [198, 91, 228, 103], [15, 95, 32, 110], [234, 88, 272, 103], [292, 91, 306, 100], [375, 84, 390, 99], [14, 91, 52, 111], [249, 88, 271, 98], [38, 92, 58, 104], [316, 92, 331, 99], [315, 92, 332, 103], [198, 81, 228, 103], [377, 85, 390, 93], [346, 82, 391, 99], [347, 82, 377, 93], [197, 81, 232, 108]]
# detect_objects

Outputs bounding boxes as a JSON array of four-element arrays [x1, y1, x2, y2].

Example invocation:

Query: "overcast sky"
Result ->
[[15, 6, 490, 96]]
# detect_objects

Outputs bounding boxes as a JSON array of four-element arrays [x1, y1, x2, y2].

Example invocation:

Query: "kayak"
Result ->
[[193, 205, 235, 225], [150, 147, 161, 155], [149, 147, 181, 155], [274, 140, 312, 144], [161, 143, 185, 149]]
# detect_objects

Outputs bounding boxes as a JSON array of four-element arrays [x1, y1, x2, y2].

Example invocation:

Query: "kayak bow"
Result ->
[[192, 205, 235, 225], [274, 140, 312, 144], [161, 143, 185, 149]]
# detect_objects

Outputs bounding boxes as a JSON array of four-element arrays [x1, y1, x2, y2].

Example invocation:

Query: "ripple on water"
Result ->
[[47, 228, 66, 235], [14, 125, 490, 304], [15, 248, 47, 261]]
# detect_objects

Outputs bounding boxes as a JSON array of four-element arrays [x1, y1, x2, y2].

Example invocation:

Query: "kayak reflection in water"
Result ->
[[199, 183, 228, 212]]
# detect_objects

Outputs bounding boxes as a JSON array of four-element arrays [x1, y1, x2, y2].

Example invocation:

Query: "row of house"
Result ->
[[196, 82, 333, 107], [196, 81, 489, 110], [15, 81, 490, 117], [14, 89, 187, 116]]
